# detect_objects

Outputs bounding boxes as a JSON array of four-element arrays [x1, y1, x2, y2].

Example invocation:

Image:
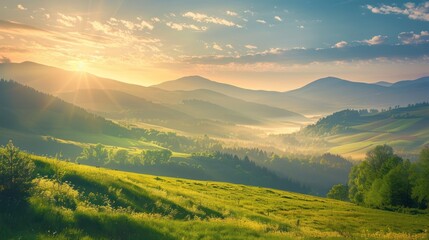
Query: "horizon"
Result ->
[[1, 0, 429, 91], [1, 60, 427, 92]]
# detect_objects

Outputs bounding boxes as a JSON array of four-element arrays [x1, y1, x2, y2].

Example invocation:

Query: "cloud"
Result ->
[[0, 20, 48, 33], [45, 13, 50, 19], [89, 21, 112, 34], [185, 43, 429, 65], [274, 16, 282, 22], [225, 44, 234, 49], [367, 2, 429, 21], [213, 43, 223, 51], [398, 31, 429, 44], [0, 56, 11, 63], [107, 18, 154, 31], [226, 11, 237, 16], [333, 41, 348, 48], [151, 17, 160, 22], [298, 25, 304, 29], [139, 21, 154, 30], [245, 45, 257, 49], [166, 22, 207, 31], [57, 13, 82, 27], [362, 35, 387, 45], [17, 4, 27, 10], [256, 19, 266, 24], [244, 10, 255, 16], [183, 12, 242, 28]]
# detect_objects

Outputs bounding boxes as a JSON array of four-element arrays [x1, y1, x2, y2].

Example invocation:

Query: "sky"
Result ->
[[0, 0, 429, 90]]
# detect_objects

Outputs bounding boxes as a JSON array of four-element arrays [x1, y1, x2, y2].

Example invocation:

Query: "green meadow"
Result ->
[[1, 154, 428, 240]]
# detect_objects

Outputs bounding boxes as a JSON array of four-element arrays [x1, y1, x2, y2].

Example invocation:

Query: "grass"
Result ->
[[1, 154, 428, 239], [324, 117, 429, 159]]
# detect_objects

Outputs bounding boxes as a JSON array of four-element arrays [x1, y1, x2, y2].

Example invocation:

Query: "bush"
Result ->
[[327, 184, 349, 201], [0, 140, 35, 206]]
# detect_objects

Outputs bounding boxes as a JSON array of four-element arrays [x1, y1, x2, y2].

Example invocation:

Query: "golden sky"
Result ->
[[1, 0, 429, 90]]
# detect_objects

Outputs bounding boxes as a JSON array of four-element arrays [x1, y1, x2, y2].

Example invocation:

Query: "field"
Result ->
[[320, 108, 429, 159], [1, 155, 428, 240]]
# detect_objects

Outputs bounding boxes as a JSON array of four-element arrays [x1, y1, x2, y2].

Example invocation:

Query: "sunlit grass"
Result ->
[[2, 154, 426, 239]]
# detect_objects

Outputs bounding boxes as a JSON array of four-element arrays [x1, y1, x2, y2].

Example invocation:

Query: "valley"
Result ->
[[1, 1, 429, 237]]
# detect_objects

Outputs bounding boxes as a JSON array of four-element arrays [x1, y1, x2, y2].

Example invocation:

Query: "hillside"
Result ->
[[298, 103, 429, 158], [1, 154, 428, 239], [0, 80, 129, 137], [0, 80, 312, 193], [0, 62, 307, 125], [57, 89, 192, 121]]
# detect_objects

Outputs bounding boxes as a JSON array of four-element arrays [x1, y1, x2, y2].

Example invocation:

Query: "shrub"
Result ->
[[0, 140, 35, 206]]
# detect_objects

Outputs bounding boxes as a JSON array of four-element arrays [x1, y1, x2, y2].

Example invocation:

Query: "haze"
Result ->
[[1, 0, 429, 90]]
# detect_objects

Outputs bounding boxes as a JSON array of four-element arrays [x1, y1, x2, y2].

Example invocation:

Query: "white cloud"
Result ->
[[274, 16, 282, 22], [244, 10, 255, 16], [362, 35, 387, 45], [107, 18, 153, 31], [151, 17, 160, 22], [256, 19, 266, 24], [226, 11, 237, 16], [333, 41, 348, 48], [89, 21, 112, 34], [298, 25, 304, 29], [213, 43, 223, 51], [17, 4, 27, 10], [367, 2, 429, 21], [57, 13, 82, 27], [45, 13, 50, 19], [139, 21, 154, 30], [183, 12, 241, 28], [245, 44, 257, 49], [120, 20, 135, 30], [166, 22, 207, 31], [398, 31, 429, 44], [226, 44, 234, 49]]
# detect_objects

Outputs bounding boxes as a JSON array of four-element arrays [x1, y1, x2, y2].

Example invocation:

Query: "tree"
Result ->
[[348, 145, 404, 206], [327, 184, 349, 201], [412, 146, 429, 208], [76, 143, 108, 165], [0, 140, 35, 205], [142, 149, 172, 165], [110, 149, 129, 166]]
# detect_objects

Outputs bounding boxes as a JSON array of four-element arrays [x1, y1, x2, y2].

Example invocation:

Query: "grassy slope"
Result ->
[[322, 106, 429, 159], [2, 155, 428, 240]]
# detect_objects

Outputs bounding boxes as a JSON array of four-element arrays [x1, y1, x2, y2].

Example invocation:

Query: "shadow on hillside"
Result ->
[[0, 198, 175, 240]]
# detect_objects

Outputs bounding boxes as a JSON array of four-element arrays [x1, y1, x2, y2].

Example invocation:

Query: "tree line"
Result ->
[[328, 145, 429, 210]]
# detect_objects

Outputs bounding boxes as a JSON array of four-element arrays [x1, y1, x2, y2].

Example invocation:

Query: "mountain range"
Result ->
[[156, 75, 429, 114], [1, 61, 428, 127], [0, 62, 308, 134]]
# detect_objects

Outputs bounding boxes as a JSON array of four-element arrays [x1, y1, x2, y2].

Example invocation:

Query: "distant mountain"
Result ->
[[390, 76, 429, 88], [156, 75, 429, 115], [155, 75, 330, 114], [285, 77, 388, 109], [374, 81, 393, 87], [155, 75, 246, 93], [2, 61, 428, 118], [0, 62, 308, 124]]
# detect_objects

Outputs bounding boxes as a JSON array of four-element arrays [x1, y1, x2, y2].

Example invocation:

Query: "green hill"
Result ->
[[300, 103, 429, 158], [2, 153, 428, 239], [0, 80, 309, 193]]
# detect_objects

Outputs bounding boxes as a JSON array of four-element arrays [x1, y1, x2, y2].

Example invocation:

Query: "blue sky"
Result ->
[[0, 0, 428, 90]]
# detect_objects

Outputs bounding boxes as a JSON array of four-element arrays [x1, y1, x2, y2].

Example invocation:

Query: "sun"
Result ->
[[76, 61, 86, 72]]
